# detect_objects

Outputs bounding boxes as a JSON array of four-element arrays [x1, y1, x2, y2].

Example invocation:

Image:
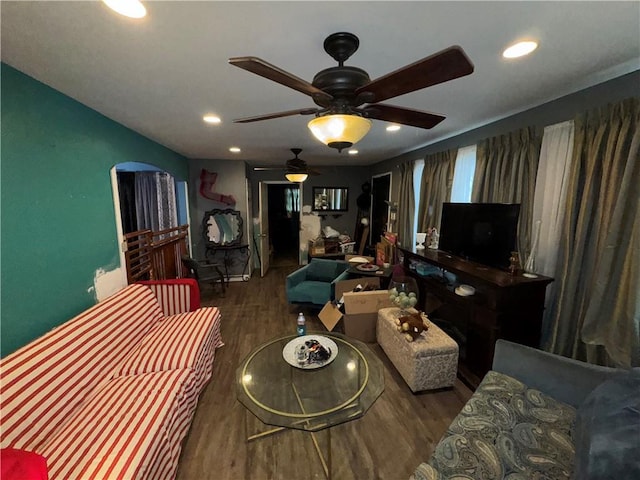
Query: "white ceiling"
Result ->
[[2, 1, 639, 166]]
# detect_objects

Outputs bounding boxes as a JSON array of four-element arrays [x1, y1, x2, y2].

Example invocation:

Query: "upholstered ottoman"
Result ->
[[377, 307, 458, 392]]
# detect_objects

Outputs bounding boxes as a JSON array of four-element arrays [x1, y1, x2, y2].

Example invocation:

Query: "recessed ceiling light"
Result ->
[[229, 147, 241, 153], [348, 149, 359, 155], [503, 41, 538, 59], [102, 0, 146, 18], [203, 115, 221, 124], [386, 125, 401, 132]]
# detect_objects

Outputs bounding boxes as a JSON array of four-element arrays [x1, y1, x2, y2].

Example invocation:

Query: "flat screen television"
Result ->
[[438, 203, 520, 269]]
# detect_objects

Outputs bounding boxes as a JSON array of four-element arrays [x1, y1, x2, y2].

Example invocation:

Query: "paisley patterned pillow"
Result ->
[[413, 370, 576, 480]]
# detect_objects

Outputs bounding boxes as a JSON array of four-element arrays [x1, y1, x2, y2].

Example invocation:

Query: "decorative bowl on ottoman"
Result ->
[[388, 276, 419, 314]]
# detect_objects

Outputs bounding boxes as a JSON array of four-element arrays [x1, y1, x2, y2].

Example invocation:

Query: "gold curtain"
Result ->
[[397, 161, 415, 249], [546, 98, 640, 367], [417, 149, 457, 232], [473, 127, 541, 257]]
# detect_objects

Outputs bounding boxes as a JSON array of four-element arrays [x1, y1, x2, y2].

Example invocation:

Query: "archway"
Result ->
[[110, 162, 191, 283]]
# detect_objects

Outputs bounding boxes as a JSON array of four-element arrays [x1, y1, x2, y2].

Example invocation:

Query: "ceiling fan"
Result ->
[[253, 148, 320, 182], [229, 32, 474, 151]]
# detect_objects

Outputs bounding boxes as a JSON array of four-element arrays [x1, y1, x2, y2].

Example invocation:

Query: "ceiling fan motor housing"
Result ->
[[286, 148, 308, 173], [312, 67, 371, 110]]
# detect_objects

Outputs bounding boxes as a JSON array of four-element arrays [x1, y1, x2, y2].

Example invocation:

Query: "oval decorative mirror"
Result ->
[[202, 209, 243, 246], [312, 187, 349, 212]]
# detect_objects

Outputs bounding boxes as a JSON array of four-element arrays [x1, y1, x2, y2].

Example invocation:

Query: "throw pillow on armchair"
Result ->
[[572, 368, 640, 480]]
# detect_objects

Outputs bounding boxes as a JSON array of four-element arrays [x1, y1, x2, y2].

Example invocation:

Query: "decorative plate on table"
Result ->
[[357, 263, 379, 272], [348, 256, 370, 264], [282, 335, 338, 369]]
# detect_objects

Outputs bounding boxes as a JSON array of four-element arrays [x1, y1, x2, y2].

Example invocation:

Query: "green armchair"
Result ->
[[286, 258, 350, 307]]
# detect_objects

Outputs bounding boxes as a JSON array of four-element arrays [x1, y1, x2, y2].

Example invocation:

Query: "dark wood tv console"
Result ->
[[398, 247, 553, 388]]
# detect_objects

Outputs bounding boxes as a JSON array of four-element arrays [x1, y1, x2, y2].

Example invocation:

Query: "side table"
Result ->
[[205, 243, 250, 282], [346, 265, 394, 288]]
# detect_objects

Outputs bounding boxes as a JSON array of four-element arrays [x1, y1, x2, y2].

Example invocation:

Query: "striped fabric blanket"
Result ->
[[1, 281, 222, 479]]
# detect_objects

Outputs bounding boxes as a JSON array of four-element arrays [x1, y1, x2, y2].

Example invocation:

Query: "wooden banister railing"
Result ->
[[124, 225, 189, 284]]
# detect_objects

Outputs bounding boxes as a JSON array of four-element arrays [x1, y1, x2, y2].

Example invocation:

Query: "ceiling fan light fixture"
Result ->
[[285, 173, 308, 183], [308, 114, 371, 152]]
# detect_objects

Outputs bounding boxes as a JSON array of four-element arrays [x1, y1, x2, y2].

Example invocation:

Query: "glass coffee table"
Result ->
[[236, 332, 384, 479]]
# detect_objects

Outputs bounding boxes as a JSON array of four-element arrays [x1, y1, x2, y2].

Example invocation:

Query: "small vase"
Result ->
[[388, 276, 419, 314]]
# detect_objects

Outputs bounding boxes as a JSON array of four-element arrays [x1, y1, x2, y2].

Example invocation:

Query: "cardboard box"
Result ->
[[308, 239, 325, 256], [342, 289, 394, 342], [343, 290, 393, 315], [318, 302, 342, 331], [318, 278, 384, 338], [380, 235, 396, 264], [343, 313, 378, 343], [335, 277, 380, 300]]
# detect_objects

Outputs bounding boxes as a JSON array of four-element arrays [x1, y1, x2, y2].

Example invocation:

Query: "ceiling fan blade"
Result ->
[[233, 107, 319, 123], [254, 165, 320, 175], [229, 56, 333, 104], [362, 104, 446, 129], [356, 46, 474, 103]]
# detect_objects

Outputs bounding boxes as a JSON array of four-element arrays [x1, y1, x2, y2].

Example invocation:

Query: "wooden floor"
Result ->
[[176, 265, 473, 480]]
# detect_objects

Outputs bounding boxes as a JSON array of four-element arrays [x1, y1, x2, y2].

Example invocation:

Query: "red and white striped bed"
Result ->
[[1, 281, 222, 479]]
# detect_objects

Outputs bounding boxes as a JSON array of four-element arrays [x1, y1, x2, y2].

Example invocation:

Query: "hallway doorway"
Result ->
[[268, 183, 300, 268], [371, 172, 392, 244]]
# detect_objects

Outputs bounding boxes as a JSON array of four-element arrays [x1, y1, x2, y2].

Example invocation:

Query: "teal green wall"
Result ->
[[1, 63, 189, 357]]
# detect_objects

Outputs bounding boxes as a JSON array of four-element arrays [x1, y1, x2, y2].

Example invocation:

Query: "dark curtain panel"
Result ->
[[418, 149, 457, 233], [473, 127, 541, 257], [117, 172, 137, 234], [134, 172, 178, 233], [135, 172, 160, 232], [545, 98, 640, 367], [397, 161, 415, 249]]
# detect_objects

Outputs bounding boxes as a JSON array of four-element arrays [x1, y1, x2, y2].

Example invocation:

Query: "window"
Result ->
[[412, 159, 425, 247], [284, 187, 300, 216], [451, 145, 477, 203], [412, 145, 476, 246]]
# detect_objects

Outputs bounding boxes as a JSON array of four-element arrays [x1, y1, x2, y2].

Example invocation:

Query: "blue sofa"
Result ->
[[286, 258, 350, 307], [412, 340, 639, 480]]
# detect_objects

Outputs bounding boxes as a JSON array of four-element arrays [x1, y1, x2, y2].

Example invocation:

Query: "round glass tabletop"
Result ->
[[236, 332, 384, 432]]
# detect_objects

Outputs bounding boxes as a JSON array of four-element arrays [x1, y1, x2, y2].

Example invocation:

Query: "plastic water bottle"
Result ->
[[297, 313, 306, 336]]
